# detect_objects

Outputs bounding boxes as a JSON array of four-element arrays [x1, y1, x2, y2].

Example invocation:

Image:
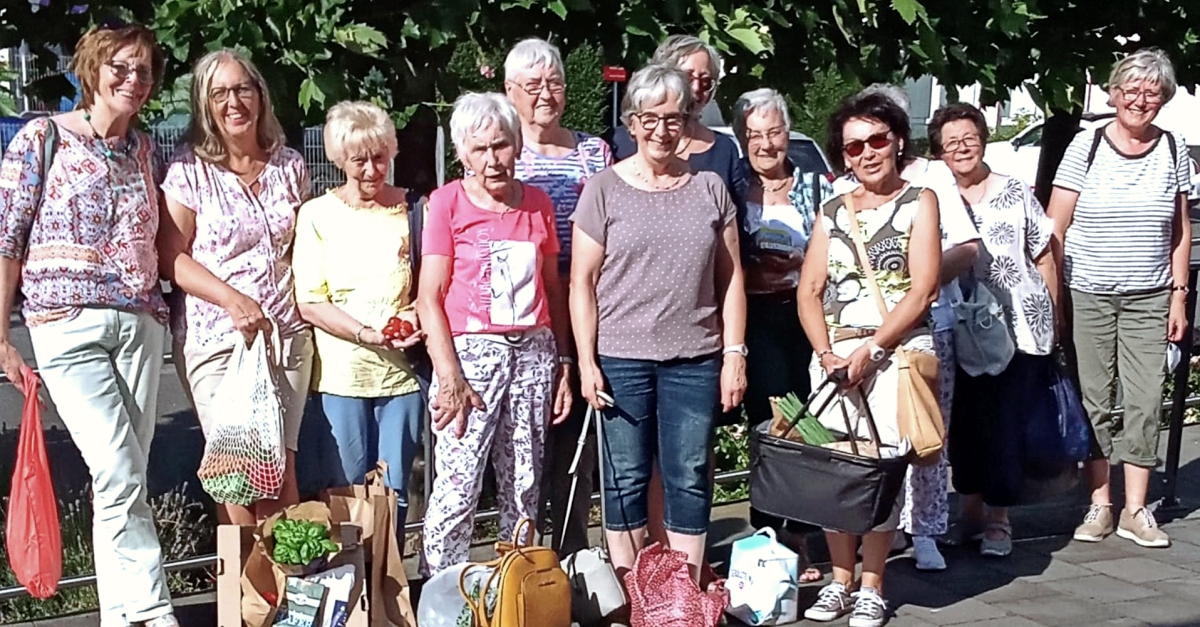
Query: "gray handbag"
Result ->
[[559, 404, 627, 625], [949, 277, 1015, 377]]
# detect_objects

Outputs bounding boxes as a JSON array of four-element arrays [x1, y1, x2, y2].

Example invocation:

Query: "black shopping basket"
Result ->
[[749, 375, 910, 534]]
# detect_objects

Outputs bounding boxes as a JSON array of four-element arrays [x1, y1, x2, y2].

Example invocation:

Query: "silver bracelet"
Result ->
[[354, 325, 370, 345]]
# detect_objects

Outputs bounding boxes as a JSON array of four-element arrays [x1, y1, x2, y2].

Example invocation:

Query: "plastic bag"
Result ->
[[416, 563, 491, 627], [5, 366, 62, 599], [726, 529, 799, 626], [1050, 353, 1091, 463], [197, 328, 286, 505]]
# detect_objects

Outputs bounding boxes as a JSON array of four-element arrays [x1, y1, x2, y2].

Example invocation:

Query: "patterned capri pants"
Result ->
[[420, 328, 556, 575], [899, 328, 953, 537]]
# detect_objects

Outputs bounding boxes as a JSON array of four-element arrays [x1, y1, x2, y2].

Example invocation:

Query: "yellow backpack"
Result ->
[[457, 519, 571, 627]]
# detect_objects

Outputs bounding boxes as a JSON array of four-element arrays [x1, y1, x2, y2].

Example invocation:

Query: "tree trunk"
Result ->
[[1033, 109, 1083, 207]]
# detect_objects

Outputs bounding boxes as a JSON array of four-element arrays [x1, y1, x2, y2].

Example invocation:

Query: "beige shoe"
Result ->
[[1073, 504, 1114, 542], [1117, 507, 1170, 548]]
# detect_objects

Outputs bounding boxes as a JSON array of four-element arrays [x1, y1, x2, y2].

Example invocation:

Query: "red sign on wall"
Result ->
[[602, 66, 628, 83]]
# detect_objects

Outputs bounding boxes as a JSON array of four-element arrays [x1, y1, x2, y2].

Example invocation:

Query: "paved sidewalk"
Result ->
[[22, 426, 1200, 627]]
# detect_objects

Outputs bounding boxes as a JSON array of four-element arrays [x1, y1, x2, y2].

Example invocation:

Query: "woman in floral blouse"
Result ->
[[157, 49, 313, 525], [0, 24, 180, 627]]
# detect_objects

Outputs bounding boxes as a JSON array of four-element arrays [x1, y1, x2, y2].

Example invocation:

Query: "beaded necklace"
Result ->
[[83, 111, 129, 160]]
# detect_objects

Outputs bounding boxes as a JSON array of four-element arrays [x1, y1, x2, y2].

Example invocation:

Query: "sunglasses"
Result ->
[[106, 61, 154, 85], [843, 132, 892, 158], [687, 73, 715, 95]]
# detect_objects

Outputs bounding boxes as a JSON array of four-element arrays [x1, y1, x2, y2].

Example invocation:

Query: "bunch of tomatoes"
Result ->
[[382, 316, 416, 341]]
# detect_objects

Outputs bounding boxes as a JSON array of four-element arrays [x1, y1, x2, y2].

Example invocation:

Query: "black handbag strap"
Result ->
[[794, 373, 887, 458]]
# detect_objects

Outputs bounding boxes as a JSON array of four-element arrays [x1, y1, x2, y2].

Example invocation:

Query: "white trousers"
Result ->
[[28, 307, 173, 626]]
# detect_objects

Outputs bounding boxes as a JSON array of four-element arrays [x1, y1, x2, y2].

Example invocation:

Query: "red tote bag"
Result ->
[[6, 366, 61, 599]]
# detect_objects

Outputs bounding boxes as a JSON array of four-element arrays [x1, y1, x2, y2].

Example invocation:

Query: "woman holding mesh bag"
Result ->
[[157, 49, 313, 525]]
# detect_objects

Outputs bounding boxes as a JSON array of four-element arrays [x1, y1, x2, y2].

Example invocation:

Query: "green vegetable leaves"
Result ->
[[272, 519, 339, 566], [776, 392, 836, 445]]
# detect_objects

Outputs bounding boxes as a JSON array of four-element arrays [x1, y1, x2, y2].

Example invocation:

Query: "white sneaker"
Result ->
[[805, 581, 853, 622], [143, 615, 180, 627], [849, 587, 888, 627], [913, 535, 947, 571]]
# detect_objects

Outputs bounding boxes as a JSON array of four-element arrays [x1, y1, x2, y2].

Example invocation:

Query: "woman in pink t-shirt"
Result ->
[[416, 92, 573, 574]]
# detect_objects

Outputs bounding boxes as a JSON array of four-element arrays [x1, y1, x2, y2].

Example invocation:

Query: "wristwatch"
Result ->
[[723, 344, 749, 357], [865, 340, 887, 363]]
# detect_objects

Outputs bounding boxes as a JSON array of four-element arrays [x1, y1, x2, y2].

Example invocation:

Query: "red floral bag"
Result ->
[[6, 367, 62, 599], [624, 542, 728, 627]]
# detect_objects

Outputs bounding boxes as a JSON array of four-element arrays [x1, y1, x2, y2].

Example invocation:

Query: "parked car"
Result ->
[[709, 125, 833, 175], [986, 112, 1200, 206]]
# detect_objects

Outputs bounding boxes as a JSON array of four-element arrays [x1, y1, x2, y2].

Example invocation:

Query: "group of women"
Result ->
[[0, 18, 1188, 627]]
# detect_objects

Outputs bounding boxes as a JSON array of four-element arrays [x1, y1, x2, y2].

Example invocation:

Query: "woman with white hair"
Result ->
[[571, 64, 747, 582], [1048, 48, 1191, 549], [417, 92, 573, 574], [291, 101, 427, 534], [158, 49, 313, 526], [503, 37, 612, 555], [731, 87, 830, 582]]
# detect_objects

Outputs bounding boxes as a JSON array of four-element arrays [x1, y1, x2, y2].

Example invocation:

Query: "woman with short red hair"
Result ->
[[0, 22, 178, 627]]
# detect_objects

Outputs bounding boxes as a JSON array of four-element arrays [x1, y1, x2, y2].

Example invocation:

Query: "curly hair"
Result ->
[[928, 103, 990, 157], [825, 92, 912, 175]]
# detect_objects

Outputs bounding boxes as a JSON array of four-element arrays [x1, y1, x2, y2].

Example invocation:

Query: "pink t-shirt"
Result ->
[[422, 180, 559, 335]]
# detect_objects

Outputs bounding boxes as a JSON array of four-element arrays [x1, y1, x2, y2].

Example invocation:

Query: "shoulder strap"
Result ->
[[810, 172, 822, 211], [1167, 131, 1180, 189], [844, 193, 910, 368], [1084, 126, 1105, 174], [32, 119, 60, 212]]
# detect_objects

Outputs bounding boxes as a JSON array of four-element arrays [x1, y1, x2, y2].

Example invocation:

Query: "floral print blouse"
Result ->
[[161, 146, 310, 349], [0, 118, 168, 327]]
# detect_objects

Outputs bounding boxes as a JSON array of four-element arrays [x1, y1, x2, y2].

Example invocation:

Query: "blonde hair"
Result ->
[[1108, 48, 1178, 104], [186, 49, 286, 163], [72, 23, 164, 110], [323, 101, 398, 168]]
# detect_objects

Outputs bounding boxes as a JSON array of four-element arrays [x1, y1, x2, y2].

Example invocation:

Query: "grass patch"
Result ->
[[0, 485, 214, 623]]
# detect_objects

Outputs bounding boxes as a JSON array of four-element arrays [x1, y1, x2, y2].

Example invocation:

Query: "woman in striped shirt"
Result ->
[[1047, 48, 1192, 550]]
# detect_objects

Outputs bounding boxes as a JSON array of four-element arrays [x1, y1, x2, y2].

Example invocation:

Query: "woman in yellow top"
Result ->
[[292, 101, 426, 529]]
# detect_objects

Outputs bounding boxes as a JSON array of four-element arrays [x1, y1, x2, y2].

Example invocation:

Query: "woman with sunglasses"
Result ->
[[797, 93, 942, 627], [0, 23, 180, 627], [158, 49, 313, 526], [571, 64, 746, 583], [1047, 49, 1190, 549], [832, 84, 980, 572]]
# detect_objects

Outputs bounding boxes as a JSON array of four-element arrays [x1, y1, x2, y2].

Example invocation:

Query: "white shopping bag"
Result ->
[[417, 563, 494, 627], [726, 528, 800, 626], [196, 326, 286, 506]]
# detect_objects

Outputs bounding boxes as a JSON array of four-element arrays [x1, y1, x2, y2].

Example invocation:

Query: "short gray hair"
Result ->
[[621, 64, 694, 126], [732, 88, 791, 148], [504, 38, 564, 81], [858, 83, 911, 115], [651, 34, 722, 95], [1108, 48, 1177, 103], [449, 92, 522, 156]]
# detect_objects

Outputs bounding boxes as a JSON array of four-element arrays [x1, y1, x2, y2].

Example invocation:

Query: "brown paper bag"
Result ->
[[321, 464, 417, 627], [240, 501, 339, 627], [767, 397, 807, 442]]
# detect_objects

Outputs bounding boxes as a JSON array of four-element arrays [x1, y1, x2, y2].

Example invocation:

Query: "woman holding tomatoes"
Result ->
[[291, 101, 428, 534]]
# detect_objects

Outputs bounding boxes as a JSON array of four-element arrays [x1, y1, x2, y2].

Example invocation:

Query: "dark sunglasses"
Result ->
[[843, 132, 892, 158], [687, 73, 715, 94]]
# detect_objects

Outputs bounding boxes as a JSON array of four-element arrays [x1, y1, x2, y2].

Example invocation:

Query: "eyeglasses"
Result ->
[[843, 132, 892, 157], [511, 79, 565, 97], [633, 112, 687, 132], [209, 83, 257, 104], [106, 61, 153, 85], [941, 135, 982, 154], [747, 126, 788, 145], [1117, 86, 1163, 104], [687, 73, 715, 95]]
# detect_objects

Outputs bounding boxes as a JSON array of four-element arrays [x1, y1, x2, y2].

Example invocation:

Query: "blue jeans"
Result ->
[[597, 353, 720, 535], [299, 392, 424, 523]]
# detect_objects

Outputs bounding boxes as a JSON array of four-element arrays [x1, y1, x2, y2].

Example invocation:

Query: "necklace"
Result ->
[[758, 174, 792, 193], [634, 165, 686, 191], [83, 111, 125, 161]]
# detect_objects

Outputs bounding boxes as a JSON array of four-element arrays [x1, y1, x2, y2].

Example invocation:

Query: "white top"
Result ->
[[963, 175, 1056, 355], [1053, 126, 1190, 295], [833, 158, 980, 331]]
